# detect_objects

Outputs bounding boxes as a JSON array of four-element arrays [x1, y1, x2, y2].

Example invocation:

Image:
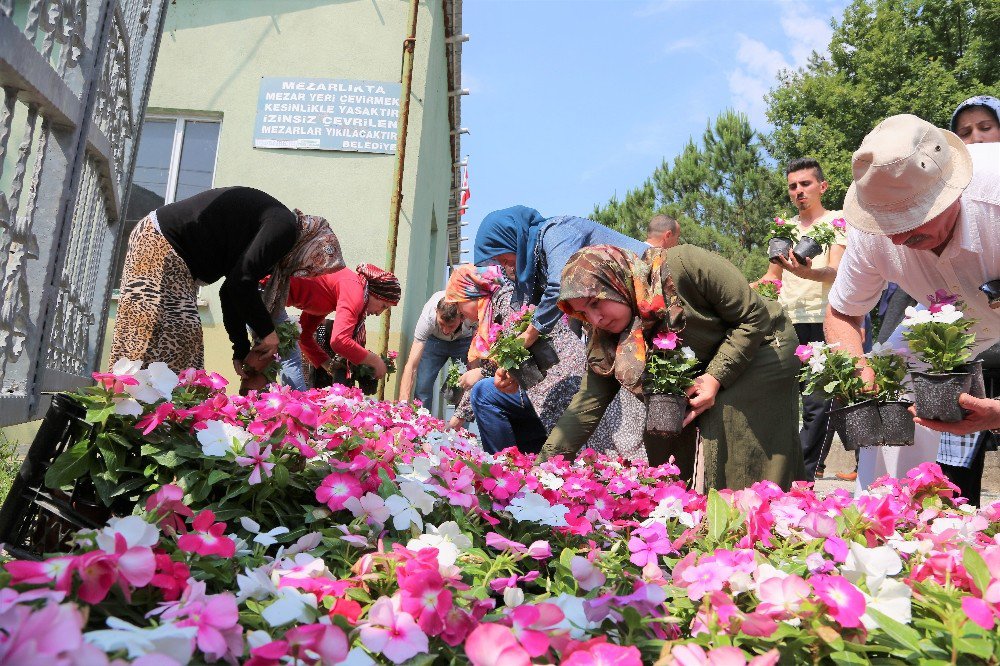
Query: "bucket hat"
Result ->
[[843, 114, 972, 236]]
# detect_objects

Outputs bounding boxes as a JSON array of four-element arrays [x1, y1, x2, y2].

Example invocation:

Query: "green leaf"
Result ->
[[962, 546, 992, 596], [706, 489, 729, 542], [951, 635, 994, 659], [85, 405, 115, 425], [866, 608, 923, 653], [44, 439, 94, 489], [828, 651, 868, 665], [272, 464, 290, 489], [206, 469, 231, 486]]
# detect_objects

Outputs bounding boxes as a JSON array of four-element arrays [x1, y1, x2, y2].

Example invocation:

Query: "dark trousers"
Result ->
[[469, 379, 547, 454], [795, 323, 833, 480], [940, 429, 991, 507]]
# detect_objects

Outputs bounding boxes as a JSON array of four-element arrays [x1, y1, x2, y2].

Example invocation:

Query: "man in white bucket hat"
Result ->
[[825, 113, 1000, 504]]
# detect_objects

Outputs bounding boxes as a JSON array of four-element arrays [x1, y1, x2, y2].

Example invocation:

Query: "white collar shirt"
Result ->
[[828, 172, 1000, 357]]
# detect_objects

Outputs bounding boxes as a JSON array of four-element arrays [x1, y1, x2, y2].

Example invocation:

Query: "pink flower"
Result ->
[[652, 331, 679, 350], [831, 217, 846, 229], [794, 344, 813, 362], [562, 643, 643, 666], [5, 556, 75, 592], [163, 586, 242, 663], [774, 217, 786, 226], [234, 441, 275, 485], [465, 623, 531, 666], [74, 550, 117, 604], [963, 594, 999, 630], [316, 471, 364, 511], [679, 561, 729, 601], [284, 623, 350, 664], [507, 603, 564, 657], [177, 510, 236, 558], [359, 596, 429, 664], [813, 575, 866, 628], [756, 574, 810, 618], [136, 402, 176, 435], [145, 484, 193, 535], [0, 601, 96, 664], [571, 556, 606, 591], [628, 523, 673, 567]]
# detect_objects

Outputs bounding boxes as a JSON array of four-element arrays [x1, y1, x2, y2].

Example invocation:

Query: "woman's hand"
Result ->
[[234, 359, 250, 379], [683, 373, 722, 427], [364, 352, 388, 379], [246, 332, 280, 371], [518, 324, 541, 349], [494, 368, 520, 393], [459, 368, 484, 390], [448, 416, 466, 430]]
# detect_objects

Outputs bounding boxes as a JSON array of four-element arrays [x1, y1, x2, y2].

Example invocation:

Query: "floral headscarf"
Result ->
[[444, 264, 505, 362], [558, 245, 685, 394], [263, 210, 345, 317], [356, 264, 401, 305]]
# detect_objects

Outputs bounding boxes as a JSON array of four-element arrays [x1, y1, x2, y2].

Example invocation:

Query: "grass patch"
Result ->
[[0, 430, 21, 507]]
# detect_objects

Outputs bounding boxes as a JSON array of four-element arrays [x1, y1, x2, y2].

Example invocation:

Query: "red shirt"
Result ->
[[287, 271, 368, 367]]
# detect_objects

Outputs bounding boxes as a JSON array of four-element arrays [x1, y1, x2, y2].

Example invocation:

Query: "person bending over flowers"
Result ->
[[540, 244, 806, 491]]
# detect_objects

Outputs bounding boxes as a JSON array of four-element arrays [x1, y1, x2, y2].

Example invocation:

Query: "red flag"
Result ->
[[460, 165, 470, 214]]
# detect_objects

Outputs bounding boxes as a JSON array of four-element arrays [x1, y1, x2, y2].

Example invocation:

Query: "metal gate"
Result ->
[[0, 0, 168, 426]]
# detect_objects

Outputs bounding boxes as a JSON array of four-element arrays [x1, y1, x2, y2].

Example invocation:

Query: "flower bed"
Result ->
[[2, 363, 1000, 665]]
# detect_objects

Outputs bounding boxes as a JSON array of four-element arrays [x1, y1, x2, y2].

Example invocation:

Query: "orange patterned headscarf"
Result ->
[[558, 245, 684, 394], [445, 264, 506, 362]]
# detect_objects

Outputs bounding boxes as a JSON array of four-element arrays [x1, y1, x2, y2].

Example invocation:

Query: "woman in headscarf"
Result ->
[[951, 95, 1000, 145], [473, 206, 648, 356], [285, 263, 400, 385], [110, 186, 344, 375], [543, 244, 805, 491], [445, 264, 646, 458]]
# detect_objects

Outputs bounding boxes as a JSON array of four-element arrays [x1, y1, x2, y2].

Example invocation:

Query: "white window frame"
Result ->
[[142, 114, 222, 205]]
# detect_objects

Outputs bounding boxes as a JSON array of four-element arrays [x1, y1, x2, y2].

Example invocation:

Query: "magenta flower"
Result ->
[[359, 596, 429, 664], [283, 623, 350, 664], [234, 441, 275, 485], [144, 483, 193, 535], [774, 217, 786, 226], [316, 471, 364, 511], [679, 561, 729, 601], [135, 401, 176, 435], [177, 510, 236, 559], [465, 623, 531, 666], [508, 603, 564, 658], [962, 592, 1000, 630], [652, 331, 679, 350], [628, 523, 673, 567], [927, 289, 961, 313], [832, 217, 846, 229], [813, 575, 866, 628], [794, 344, 813, 362]]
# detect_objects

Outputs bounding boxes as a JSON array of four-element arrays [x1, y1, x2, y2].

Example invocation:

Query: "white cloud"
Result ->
[[727, 1, 839, 127]]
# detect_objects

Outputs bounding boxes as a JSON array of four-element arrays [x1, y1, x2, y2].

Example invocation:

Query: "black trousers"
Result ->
[[795, 323, 833, 481], [940, 432, 989, 507]]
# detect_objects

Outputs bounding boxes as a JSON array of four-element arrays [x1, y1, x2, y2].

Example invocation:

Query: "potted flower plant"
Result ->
[[240, 319, 302, 395], [792, 217, 845, 263], [442, 360, 464, 405], [767, 216, 800, 263], [352, 351, 397, 396], [489, 332, 545, 390], [865, 342, 914, 447], [796, 342, 878, 450], [508, 304, 559, 371], [753, 279, 782, 301], [902, 303, 977, 422], [642, 331, 699, 436]]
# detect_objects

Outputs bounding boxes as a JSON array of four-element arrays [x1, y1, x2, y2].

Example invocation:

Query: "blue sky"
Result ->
[[457, 0, 849, 261]]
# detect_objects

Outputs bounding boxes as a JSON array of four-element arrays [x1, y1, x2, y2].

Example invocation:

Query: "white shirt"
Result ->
[[828, 172, 1000, 357], [412, 290, 476, 342]]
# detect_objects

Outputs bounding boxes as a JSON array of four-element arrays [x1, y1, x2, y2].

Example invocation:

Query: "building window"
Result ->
[[115, 117, 221, 278]]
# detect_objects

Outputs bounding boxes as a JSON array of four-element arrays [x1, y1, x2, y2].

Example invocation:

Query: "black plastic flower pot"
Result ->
[[980, 279, 1000, 309], [829, 399, 882, 450], [442, 385, 462, 406], [356, 376, 379, 396], [877, 401, 915, 447], [792, 236, 823, 264], [957, 360, 986, 399], [529, 338, 559, 372], [508, 357, 546, 390], [768, 238, 794, 263], [911, 371, 973, 423], [644, 393, 688, 436]]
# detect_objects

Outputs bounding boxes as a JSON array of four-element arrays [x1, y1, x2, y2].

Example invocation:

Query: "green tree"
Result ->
[[766, 0, 1000, 207]]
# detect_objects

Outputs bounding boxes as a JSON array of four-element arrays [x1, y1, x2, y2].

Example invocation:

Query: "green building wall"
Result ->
[[103, 0, 455, 396]]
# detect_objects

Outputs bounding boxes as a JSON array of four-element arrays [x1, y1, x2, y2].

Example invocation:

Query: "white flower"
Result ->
[[95, 515, 159, 553], [344, 492, 391, 527], [237, 565, 279, 602], [841, 542, 903, 591], [861, 577, 912, 630], [85, 618, 197, 664], [548, 593, 601, 639], [399, 480, 437, 514], [261, 587, 318, 627], [341, 648, 378, 666], [286, 531, 323, 556], [932, 304, 964, 324], [111, 358, 143, 377], [239, 517, 290, 548], [126, 362, 179, 403], [536, 470, 565, 490], [506, 491, 569, 527], [196, 420, 251, 457], [384, 494, 423, 532], [681, 346, 696, 360], [643, 496, 696, 528], [503, 586, 524, 608], [245, 630, 274, 651], [397, 455, 439, 483], [901, 305, 934, 327], [867, 342, 906, 358], [407, 521, 473, 568]]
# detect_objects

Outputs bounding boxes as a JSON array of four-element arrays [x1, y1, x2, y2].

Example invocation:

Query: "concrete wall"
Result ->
[[101, 0, 454, 396]]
